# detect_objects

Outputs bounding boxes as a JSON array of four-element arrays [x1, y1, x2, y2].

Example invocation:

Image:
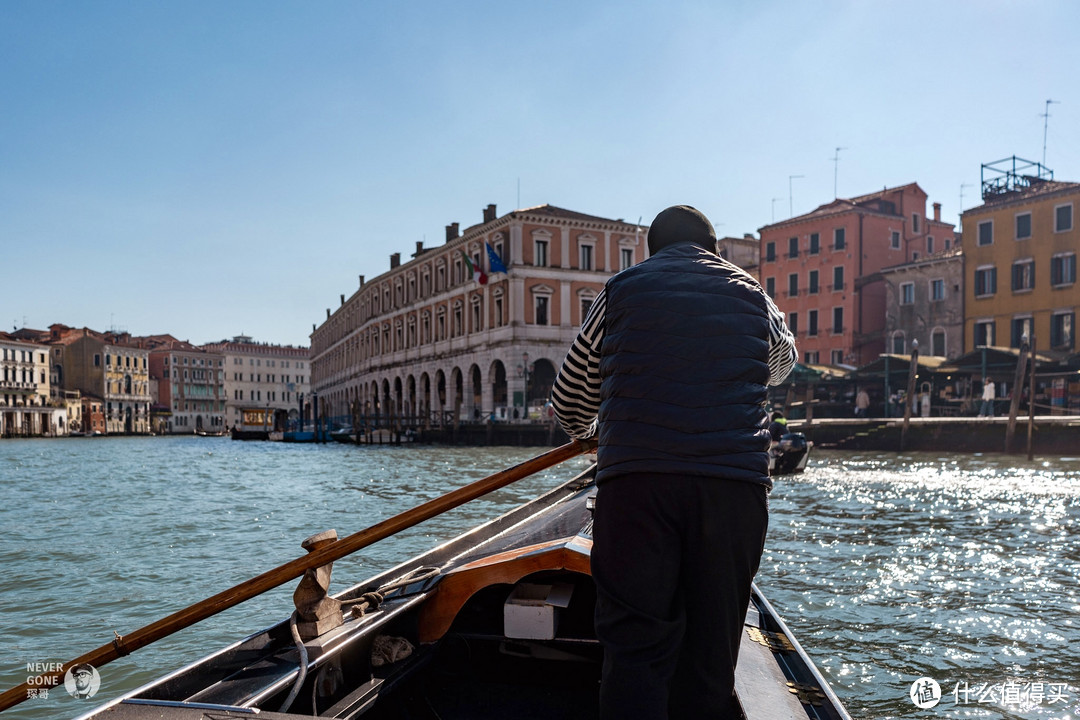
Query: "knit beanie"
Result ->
[[647, 205, 717, 255]]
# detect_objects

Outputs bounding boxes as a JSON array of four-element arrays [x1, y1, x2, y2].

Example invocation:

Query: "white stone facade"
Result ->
[[0, 335, 54, 436], [201, 337, 310, 431], [310, 205, 647, 427]]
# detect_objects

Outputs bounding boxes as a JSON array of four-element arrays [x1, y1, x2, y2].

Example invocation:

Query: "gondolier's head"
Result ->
[[648, 205, 716, 255]]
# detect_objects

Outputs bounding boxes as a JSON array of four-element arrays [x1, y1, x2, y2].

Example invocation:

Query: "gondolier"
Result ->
[[551, 205, 797, 719]]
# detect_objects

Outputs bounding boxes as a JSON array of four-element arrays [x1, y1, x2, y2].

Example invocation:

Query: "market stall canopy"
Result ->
[[937, 346, 1058, 375], [854, 353, 950, 378], [785, 363, 852, 383]]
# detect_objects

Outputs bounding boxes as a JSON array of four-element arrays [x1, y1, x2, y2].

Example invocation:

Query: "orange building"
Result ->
[[758, 183, 955, 366], [961, 158, 1078, 356]]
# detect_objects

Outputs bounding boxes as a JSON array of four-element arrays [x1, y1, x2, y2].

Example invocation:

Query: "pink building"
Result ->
[[758, 183, 955, 366]]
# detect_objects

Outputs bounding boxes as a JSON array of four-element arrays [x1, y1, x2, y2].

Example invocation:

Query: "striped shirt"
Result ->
[[551, 283, 798, 440]]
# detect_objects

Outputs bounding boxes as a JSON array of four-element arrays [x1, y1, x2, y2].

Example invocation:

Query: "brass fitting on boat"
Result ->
[[293, 530, 344, 640]]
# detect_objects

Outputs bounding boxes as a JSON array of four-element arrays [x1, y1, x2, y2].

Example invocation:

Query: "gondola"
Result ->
[[7, 442, 847, 720]]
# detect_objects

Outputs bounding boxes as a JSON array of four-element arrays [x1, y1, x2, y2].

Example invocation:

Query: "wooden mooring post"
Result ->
[[1005, 337, 1030, 454], [1027, 336, 1037, 461], [900, 341, 919, 451]]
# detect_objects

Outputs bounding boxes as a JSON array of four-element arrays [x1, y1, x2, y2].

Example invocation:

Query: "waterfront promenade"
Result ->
[[790, 414, 1080, 454]]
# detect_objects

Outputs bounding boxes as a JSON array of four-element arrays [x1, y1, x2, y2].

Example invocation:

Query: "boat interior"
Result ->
[[78, 466, 848, 720]]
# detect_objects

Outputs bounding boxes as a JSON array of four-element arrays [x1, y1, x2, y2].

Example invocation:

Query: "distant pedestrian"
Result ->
[[980, 377, 996, 417], [855, 389, 870, 418], [768, 410, 788, 442]]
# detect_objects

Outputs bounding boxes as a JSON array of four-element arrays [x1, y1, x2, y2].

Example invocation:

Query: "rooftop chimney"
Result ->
[[933, 202, 941, 222], [483, 204, 497, 223], [390, 252, 401, 269], [445, 223, 460, 242], [340, 294, 345, 306], [414, 241, 424, 257], [358, 275, 365, 286], [326, 309, 331, 319]]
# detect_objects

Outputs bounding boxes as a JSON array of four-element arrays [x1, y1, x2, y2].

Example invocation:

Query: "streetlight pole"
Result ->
[[516, 351, 531, 421]]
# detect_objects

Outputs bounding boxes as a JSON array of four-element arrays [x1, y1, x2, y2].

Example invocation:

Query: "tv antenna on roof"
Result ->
[[788, 175, 804, 218], [1041, 99, 1060, 168], [831, 147, 847, 198]]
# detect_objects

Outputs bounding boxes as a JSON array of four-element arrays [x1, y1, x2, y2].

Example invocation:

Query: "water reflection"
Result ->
[[1, 440, 1078, 719], [761, 450, 1080, 719]]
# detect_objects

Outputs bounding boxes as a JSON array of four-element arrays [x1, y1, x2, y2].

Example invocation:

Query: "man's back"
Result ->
[[550, 205, 797, 720], [596, 242, 772, 484]]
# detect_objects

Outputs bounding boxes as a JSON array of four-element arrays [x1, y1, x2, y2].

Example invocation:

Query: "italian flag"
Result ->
[[462, 251, 488, 284]]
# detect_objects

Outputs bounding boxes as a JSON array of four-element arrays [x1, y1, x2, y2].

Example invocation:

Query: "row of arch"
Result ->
[[316, 357, 558, 426]]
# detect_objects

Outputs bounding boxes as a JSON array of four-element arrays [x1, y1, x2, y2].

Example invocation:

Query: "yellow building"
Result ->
[[50, 326, 153, 434], [962, 158, 1078, 356]]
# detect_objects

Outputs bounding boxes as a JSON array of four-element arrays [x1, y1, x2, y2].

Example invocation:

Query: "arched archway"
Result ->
[[490, 359, 507, 419], [368, 381, 379, 415], [449, 367, 464, 422], [529, 359, 557, 408], [435, 370, 447, 426], [419, 372, 431, 426], [406, 375, 417, 421], [381, 379, 392, 427], [468, 364, 482, 421]]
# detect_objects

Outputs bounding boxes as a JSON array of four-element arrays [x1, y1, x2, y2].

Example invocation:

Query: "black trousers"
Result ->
[[591, 474, 769, 720]]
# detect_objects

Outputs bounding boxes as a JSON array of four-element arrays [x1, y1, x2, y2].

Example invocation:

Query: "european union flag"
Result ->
[[486, 243, 508, 274]]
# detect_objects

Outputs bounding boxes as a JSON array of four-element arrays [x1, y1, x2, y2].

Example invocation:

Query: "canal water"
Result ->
[[0, 437, 1077, 719]]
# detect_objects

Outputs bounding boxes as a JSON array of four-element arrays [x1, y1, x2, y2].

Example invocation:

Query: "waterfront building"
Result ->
[[718, 234, 760, 271], [961, 157, 1079, 357], [81, 395, 105, 435], [200, 335, 310, 431], [59, 390, 83, 434], [880, 245, 965, 359], [759, 183, 956, 366], [48, 326, 152, 434], [0, 332, 56, 437], [132, 335, 226, 434], [310, 204, 647, 426]]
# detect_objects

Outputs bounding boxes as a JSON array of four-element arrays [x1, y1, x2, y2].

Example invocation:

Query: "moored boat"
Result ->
[[6, 443, 847, 720], [194, 429, 227, 437], [329, 426, 356, 443], [770, 432, 812, 475]]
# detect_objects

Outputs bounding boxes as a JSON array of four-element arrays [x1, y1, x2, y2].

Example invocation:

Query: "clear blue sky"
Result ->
[[3, 1, 1078, 348]]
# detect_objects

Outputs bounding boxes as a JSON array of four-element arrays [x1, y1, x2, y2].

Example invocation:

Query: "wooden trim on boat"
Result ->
[[417, 534, 592, 643]]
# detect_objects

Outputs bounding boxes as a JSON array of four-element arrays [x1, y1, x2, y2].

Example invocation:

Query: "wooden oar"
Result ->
[[0, 438, 596, 712]]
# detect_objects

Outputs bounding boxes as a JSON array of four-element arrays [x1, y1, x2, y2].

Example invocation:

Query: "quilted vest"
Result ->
[[596, 243, 772, 486]]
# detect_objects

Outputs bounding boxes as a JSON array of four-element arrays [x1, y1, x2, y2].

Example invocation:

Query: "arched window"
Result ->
[[931, 328, 946, 357], [891, 330, 906, 355]]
